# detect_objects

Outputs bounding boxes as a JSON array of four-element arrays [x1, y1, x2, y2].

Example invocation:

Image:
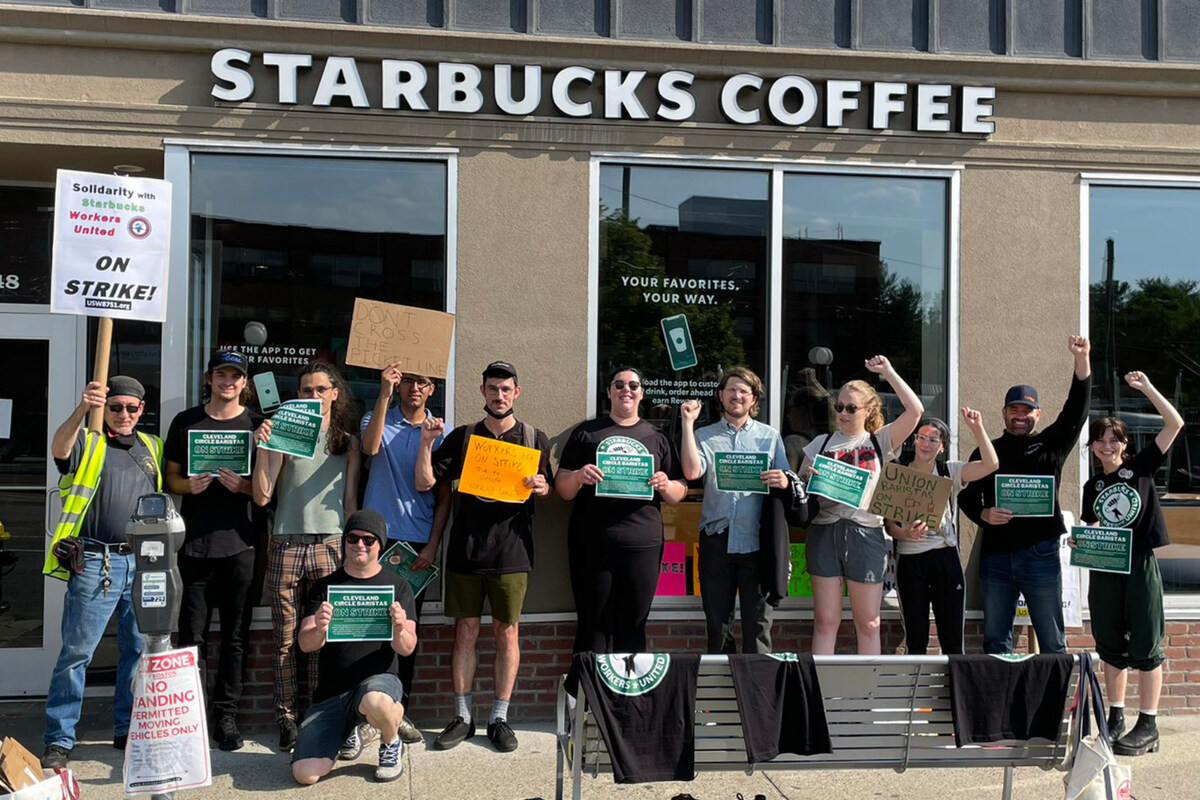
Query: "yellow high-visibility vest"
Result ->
[[43, 430, 163, 581]]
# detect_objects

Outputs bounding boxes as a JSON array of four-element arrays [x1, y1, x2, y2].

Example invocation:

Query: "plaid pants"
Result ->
[[266, 536, 341, 717]]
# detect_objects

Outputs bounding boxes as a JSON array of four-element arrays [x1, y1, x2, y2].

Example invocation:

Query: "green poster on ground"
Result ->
[[326, 585, 394, 642], [995, 474, 1055, 517], [260, 405, 323, 459], [596, 453, 655, 499], [713, 451, 770, 494], [186, 430, 252, 476], [807, 454, 872, 508], [379, 540, 439, 598], [1070, 525, 1133, 574]]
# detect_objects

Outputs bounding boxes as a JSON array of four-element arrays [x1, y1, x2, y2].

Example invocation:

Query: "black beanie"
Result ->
[[343, 508, 387, 541]]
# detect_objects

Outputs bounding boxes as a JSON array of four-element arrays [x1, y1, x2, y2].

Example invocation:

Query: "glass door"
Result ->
[[0, 310, 84, 695]]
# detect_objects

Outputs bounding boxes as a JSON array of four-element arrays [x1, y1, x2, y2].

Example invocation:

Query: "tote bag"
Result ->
[[1063, 656, 1132, 800]]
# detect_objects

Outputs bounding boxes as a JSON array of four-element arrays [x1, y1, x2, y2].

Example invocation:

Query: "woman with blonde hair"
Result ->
[[799, 356, 924, 654]]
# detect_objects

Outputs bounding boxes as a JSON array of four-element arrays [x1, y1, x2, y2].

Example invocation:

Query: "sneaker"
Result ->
[[113, 734, 128, 751], [40, 745, 70, 770], [212, 714, 244, 752], [374, 737, 404, 782], [278, 714, 299, 753], [433, 716, 475, 750], [338, 723, 379, 761], [397, 716, 423, 745], [487, 719, 519, 753]]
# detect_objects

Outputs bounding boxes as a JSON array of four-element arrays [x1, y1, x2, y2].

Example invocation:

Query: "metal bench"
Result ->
[[556, 653, 1093, 800]]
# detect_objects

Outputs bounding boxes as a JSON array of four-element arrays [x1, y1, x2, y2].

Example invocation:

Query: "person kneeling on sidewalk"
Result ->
[[291, 510, 418, 784]]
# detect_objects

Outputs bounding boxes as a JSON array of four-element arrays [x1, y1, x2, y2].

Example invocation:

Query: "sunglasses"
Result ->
[[344, 533, 379, 547], [107, 403, 141, 415], [914, 434, 943, 445], [833, 403, 862, 414], [612, 380, 641, 391]]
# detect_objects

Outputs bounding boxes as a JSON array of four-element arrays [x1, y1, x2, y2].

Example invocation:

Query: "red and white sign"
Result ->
[[123, 646, 212, 796]]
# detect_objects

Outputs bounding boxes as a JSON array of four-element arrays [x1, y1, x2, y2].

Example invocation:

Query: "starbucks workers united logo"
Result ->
[[597, 436, 650, 456], [595, 653, 670, 696], [1094, 483, 1141, 528]]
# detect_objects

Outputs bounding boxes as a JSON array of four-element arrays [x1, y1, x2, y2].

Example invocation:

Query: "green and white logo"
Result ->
[[595, 653, 671, 696], [597, 436, 650, 456], [1094, 483, 1141, 528], [768, 653, 800, 662]]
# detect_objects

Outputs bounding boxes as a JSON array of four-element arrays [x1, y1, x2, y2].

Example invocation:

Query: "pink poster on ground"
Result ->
[[656, 541, 686, 596]]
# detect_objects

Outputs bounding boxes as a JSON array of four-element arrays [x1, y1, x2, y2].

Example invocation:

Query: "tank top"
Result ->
[[273, 430, 348, 536]]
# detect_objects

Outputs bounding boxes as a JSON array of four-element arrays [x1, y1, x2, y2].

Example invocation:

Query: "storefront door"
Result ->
[[0, 310, 85, 695]]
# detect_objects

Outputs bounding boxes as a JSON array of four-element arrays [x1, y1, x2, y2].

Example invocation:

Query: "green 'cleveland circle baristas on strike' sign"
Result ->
[[994, 474, 1056, 517], [712, 451, 770, 494], [325, 585, 394, 642], [595, 436, 655, 500], [259, 403, 323, 460], [807, 454, 872, 507], [186, 429, 251, 476], [1070, 525, 1134, 574]]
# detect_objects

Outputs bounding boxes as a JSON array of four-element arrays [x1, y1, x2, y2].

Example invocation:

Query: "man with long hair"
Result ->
[[254, 361, 361, 752]]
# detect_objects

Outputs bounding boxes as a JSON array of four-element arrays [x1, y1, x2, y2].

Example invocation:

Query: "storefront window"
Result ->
[[0, 186, 54, 305], [1089, 184, 1200, 593], [188, 154, 449, 417]]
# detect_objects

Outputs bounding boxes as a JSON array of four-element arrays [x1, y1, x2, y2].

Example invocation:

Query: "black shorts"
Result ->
[[1087, 549, 1166, 672]]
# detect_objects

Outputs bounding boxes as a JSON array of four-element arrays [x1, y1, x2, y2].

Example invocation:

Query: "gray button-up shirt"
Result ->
[[694, 416, 789, 554]]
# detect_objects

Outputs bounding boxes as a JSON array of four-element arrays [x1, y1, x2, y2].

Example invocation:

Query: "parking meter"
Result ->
[[126, 493, 185, 635]]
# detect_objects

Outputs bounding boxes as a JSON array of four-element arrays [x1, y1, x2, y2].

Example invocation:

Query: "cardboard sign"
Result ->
[[259, 404, 323, 460], [379, 540, 439, 598], [345, 298, 455, 379], [995, 474, 1055, 517], [326, 585, 394, 642], [51, 169, 172, 322], [456, 435, 542, 503], [712, 451, 770, 494], [868, 462, 953, 528], [1070, 525, 1133, 574], [123, 647, 212, 795], [807, 454, 872, 508], [186, 430, 252, 476], [656, 541, 686, 596]]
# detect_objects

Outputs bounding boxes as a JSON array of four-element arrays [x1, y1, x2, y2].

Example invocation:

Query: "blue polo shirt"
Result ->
[[694, 416, 789, 554], [360, 407, 444, 544]]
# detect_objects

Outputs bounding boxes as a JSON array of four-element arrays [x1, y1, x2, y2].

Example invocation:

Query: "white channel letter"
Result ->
[[604, 70, 649, 120], [656, 70, 696, 122], [313, 57, 369, 108], [381, 61, 430, 111], [825, 79, 862, 128], [494, 64, 542, 115], [720, 74, 763, 124], [960, 86, 997, 134], [211, 48, 254, 102], [767, 76, 818, 127], [871, 82, 907, 130], [438, 63, 484, 113], [914, 84, 952, 132], [552, 66, 596, 117], [262, 53, 313, 105]]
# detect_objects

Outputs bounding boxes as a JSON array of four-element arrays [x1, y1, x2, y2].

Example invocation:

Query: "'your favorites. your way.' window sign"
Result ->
[[210, 49, 997, 135]]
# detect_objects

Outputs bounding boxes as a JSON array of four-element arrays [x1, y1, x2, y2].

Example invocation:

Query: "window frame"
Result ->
[[1080, 172, 1200, 617], [589, 153, 962, 616]]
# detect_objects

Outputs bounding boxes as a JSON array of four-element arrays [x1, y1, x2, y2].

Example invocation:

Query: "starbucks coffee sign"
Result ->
[[211, 49, 996, 134]]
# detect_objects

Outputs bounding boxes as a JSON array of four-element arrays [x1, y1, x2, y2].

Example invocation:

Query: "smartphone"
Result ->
[[253, 372, 281, 413], [660, 314, 698, 371]]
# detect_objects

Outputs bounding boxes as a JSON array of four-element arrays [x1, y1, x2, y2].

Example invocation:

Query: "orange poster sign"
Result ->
[[456, 435, 541, 503]]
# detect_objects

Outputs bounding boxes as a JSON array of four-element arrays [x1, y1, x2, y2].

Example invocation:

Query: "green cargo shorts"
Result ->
[[1087, 549, 1165, 672], [444, 570, 529, 624]]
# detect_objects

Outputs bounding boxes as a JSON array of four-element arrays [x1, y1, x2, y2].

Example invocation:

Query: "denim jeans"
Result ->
[[979, 538, 1065, 655], [44, 546, 144, 749]]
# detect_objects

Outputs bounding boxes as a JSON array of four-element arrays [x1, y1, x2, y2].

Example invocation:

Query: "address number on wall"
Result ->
[[1, 275, 19, 290]]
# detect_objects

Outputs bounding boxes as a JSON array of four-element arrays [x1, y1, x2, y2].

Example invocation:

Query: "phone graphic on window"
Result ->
[[660, 314, 698, 371], [254, 372, 281, 413]]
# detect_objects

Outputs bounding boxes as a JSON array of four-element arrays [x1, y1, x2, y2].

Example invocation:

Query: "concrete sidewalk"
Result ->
[[4, 699, 1199, 799]]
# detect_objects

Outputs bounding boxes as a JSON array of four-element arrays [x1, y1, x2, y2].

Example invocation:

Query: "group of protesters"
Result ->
[[38, 333, 1182, 784]]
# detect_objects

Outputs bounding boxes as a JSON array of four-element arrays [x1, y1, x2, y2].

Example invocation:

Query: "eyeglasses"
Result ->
[[914, 434, 943, 445], [400, 377, 433, 389], [107, 403, 141, 415], [344, 533, 379, 547], [833, 403, 861, 414], [300, 385, 333, 397], [612, 380, 641, 391]]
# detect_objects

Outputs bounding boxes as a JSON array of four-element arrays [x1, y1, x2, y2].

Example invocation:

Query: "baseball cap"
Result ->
[[482, 361, 518, 384], [1004, 385, 1040, 409], [107, 375, 145, 401], [207, 349, 248, 376]]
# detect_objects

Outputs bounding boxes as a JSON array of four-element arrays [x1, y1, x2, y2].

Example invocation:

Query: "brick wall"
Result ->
[[217, 617, 1200, 730]]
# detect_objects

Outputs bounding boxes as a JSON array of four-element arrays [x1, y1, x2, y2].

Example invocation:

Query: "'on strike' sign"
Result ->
[[51, 169, 172, 322]]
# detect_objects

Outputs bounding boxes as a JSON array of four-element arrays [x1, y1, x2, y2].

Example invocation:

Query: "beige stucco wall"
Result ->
[[4, 6, 1200, 611]]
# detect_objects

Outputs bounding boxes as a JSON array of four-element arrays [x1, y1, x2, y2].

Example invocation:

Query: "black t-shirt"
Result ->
[[54, 430, 159, 545], [1081, 444, 1170, 555], [304, 567, 417, 703], [164, 405, 264, 559], [559, 417, 684, 551], [431, 420, 554, 575]]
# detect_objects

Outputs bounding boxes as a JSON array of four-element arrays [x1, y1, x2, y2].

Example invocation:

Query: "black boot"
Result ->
[[1112, 712, 1159, 756], [1106, 706, 1126, 746]]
